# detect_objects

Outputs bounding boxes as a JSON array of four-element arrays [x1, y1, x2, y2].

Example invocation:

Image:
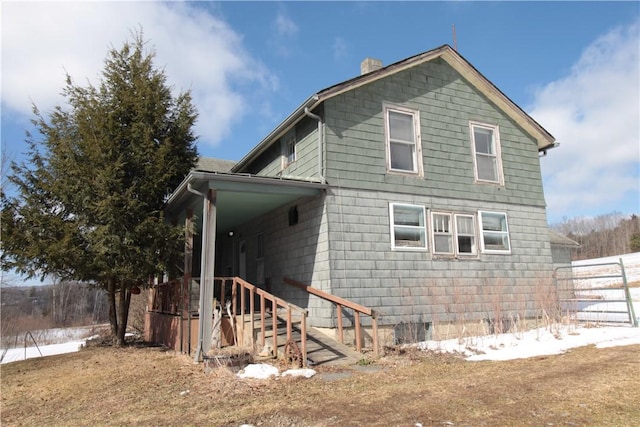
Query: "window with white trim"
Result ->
[[470, 122, 503, 184], [384, 105, 422, 175], [282, 129, 296, 167], [432, 213, 453, 254], [479, 211, 511, 253], [431, 212, 477, 256], [389, 203, 427, 250], [455, 214, 477, 255]]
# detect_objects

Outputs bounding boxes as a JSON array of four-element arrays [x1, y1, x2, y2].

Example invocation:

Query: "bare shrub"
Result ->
[[533, 273, 563, 330], [448, 278, 474, 342]]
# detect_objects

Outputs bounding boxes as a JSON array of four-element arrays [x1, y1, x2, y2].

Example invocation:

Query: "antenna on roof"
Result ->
[[452, 24, 458, 51]]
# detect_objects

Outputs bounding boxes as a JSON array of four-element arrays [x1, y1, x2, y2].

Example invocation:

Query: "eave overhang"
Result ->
[[165, 171, 327, 233]]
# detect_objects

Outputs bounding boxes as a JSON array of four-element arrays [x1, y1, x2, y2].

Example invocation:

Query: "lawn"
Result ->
[[2, 342, 639, 426]]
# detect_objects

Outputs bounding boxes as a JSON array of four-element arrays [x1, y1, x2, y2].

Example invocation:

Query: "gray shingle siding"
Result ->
[[324, 187, 553, 327], [231, 194, 332, 321], [323, 59, 546, 207], [223, 56, 554, 330], [246, 116, 321, 180]]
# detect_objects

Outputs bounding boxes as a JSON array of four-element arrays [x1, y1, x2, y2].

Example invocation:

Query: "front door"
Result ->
[[238, 240, 246, 279]]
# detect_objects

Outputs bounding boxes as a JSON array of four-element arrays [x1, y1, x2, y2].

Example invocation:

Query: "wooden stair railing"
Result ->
[[215, 277, 308, 366], [283, 277, 379, 357]]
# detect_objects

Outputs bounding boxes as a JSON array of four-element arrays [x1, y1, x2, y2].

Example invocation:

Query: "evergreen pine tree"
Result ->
[[1, 32, 198, 345]]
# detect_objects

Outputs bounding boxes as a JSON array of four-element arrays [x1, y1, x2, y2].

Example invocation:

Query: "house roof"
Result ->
[[549, 229, 580, 247], [195, 157, 236, 173], [232, 44, 556, 172]]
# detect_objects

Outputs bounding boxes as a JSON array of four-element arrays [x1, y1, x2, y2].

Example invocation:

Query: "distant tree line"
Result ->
[[552, 212, 640, 260], [0, 281, 109, 347]]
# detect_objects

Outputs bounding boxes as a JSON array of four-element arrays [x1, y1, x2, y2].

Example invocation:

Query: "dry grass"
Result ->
[[2, 341, 639, 426]]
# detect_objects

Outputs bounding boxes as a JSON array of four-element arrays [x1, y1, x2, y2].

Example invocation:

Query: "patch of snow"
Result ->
[[2, 325, 107, 348], [571, 252, 640, 287], [417, 324, 640, 361], [1, 340, 85, 364], [282, 368, 316, 378], [236, 363, 280, 379], [236, 363, 317, 379]]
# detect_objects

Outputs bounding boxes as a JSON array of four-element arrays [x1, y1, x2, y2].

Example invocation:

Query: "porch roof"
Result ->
[[165, 170, 326, 233]]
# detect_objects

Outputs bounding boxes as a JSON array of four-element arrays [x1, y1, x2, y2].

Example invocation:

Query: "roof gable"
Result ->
[[234, 44, 555, 172], [317, 45, 555, 150]]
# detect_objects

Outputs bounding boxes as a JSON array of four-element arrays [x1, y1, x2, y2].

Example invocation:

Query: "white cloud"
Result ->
[[530, 20, 640, 221], [275, 11, 299, 37], [267, 10, 299, 58], [1, 2, 277, 147]]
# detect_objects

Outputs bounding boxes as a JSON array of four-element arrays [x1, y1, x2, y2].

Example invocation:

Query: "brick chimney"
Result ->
[[360, 57, 382, 75]]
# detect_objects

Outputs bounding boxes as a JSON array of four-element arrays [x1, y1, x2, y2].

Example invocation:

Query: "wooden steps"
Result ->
[[255, 316, 364, 367]]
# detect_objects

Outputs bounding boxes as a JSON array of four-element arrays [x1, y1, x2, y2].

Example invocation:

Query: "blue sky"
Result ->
[[2, 1, 639, 228]]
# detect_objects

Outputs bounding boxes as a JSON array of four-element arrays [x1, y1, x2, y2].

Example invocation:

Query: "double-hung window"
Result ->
[[479, 211, 511, 253], [390, 203, 427, 250], [384, 105, 422, 175], [431, 212, 477, 256], [470, 122, 503, 184], [282, 129, 296, 167], [455, 214, 477, 255], [432, 213, 453, 254]]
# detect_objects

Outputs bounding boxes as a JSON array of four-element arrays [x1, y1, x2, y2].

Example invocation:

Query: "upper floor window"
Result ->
[[384, 105, 422, 176], [478, 211, 511, 253], [470, 122, 503, 185], [432, 212, 477, 256], [282, 129, 296, 167], [389, 203, 427, 250]]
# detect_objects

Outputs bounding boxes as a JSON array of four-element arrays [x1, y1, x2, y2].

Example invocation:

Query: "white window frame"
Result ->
[[454, 214, 477, 256], [478, 211, 511, 254], [384, 104, 423, 176], [431, 212, 454, 255], [282, 129, 296, 168], [389, 203, 427, 251], [470, 122, 503, 185], [431, 212, 478, 256]]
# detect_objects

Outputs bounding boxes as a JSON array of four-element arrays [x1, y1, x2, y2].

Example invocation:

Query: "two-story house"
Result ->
[[145, 45, 559, 358]]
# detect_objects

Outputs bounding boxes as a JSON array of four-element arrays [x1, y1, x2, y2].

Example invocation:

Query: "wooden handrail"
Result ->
[[283, 277, 379, 357], [284, 277, 374, 315], [151, 276, 311, 365], [215, 277, 309, 366]]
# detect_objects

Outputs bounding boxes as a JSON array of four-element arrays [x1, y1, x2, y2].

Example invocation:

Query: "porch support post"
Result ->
[[195, 188, 217, 362], [182, 208, 193, 354]]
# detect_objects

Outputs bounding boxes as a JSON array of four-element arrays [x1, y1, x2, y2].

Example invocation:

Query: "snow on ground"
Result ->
[[571, 252, 640, 287], [417, 323, 640, 361], [1, 340, 86, 364], [236, 363, 317, 379], [1, 326, 117, 365], [564, 253, 640, 324]]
